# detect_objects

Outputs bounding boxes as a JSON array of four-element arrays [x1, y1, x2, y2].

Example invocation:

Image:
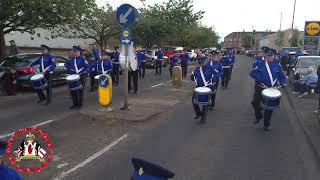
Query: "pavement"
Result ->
[[1, 56, 320, 180]]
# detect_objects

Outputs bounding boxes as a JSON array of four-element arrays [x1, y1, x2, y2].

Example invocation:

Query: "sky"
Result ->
[[96, 0, 320, 40]]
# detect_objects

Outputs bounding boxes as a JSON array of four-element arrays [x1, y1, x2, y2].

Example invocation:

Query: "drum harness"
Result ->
[[40, 56, 52, 74], [192, 67, 216, 93], [259, 61, 279, 89]]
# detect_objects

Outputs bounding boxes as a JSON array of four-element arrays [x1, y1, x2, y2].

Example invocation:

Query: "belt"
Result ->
[[113, 62, 120, 64], [222, 66, 231, 68]]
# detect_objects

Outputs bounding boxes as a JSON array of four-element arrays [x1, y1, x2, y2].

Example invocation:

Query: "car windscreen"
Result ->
[[1, 55, 40, 68], [297, 58, 320, 68]]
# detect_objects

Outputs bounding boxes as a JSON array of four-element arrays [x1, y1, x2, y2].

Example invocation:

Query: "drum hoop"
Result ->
[[30, 74, 44, 81], [66, 74, 80, 81], [262, 88, 282, 99]]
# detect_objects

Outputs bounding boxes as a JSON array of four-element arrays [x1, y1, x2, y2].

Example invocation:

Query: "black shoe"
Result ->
[[45, 101, 51, 105], [208, 106, 214, 111], [37, 99, 45, 103], [194, 115, 201, 119], [264, 126, 270, 131], [253, 119, 261, 124], [134, 91, 137, 94], [69, 105, 77, 109]]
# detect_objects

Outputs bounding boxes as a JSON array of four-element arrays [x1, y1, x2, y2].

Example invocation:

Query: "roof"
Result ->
[[5, 28, 95, 50], [224, 31, 275, 39]]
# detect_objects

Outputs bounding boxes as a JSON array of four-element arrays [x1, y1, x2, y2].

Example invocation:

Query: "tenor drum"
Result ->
[[66, 74, 82, 90], [193, 87, 212, 105], [261, 88, 282, 110], [30, 74, 47, 90]]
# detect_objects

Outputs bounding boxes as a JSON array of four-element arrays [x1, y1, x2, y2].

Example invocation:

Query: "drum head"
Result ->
[[195, 87, 211, 93], [94, 75, 100, 80], [262, 88, 282, 98], [30, 74, 44, 81], [66, 74, 80, 81]]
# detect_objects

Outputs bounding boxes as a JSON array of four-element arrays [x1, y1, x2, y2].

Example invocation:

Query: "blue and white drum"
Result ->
[[66, 74, 82, 90], [261, 88, 282, 110], [30, 74, 47, 90], [193, 87, 212, 105]]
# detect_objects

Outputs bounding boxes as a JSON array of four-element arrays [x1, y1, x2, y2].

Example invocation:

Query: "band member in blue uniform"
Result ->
[[64, 46, 89, 109], [220, 51, 232, 88], [253, 50, 264, 68], [169, 51, 179, 77], [88, 54, 99, 92], [111, 47, 120, 86], [91, 43, 101, 61], [191, 55, 216, 122], [180, 50, 190, 78], [209, 51, 223, 109], [137, 48, 146, 78], [0, 141, 22, 180], [229, 51, 235, 76], [250, 49, 287, 131], [98, 52, 113, 75], [155, 48, 164, 76], [30, 45, 56, 104], [131, 157, 174, 180]]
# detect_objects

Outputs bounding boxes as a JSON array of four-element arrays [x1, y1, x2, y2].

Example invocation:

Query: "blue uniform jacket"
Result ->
[[250, 60, 286, 87], [210, 61, 223, 80], [0, 163, 22, 180], [136, 50, 146, 66], [180, 53, 190, 64], [64, 56, 89, 75], [191, 64, 217, 87], [170, 55, 179, 65], [88, 59, 99, 72], [92, 48, 100, 60], [252, 56, 264, 68], [30, 54, 56, 72], [229, 53, 235, 64], [220, 56, 232, 68], [97, 59, 113, 74], [113, 52, 120, 63], [155, 51, 164, 60]]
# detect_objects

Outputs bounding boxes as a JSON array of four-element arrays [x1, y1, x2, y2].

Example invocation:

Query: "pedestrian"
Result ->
[[88, 54, 98, 92], [220, 51, 232, 88], [136, 48, 146, 78], [131, 157, 174, 180], [169, 51, 179, 77], [292, 66, 318, 97], [155, 48, 164, 76], [180, 50, 190, 78], [8, 40, 20, 56], [250, 49, 287, 131], [0, 141, 22, 180], [295, 47, 306, 60], [64, 46, 89, 109], [128, 54, 139, 94], [191, 55, 217, 122], [30, 45, 56, 104], [3, 68, 17, 96], [209, 51, 223, 109], [112, 47, 120, 86]]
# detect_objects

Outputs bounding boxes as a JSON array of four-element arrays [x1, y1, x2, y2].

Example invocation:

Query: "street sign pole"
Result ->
[[122, 44, 129, 110]]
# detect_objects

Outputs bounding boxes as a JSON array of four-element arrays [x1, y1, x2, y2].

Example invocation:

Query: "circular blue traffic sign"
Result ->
[[116, 4, 138, 27], [98, 74, 109, 88]]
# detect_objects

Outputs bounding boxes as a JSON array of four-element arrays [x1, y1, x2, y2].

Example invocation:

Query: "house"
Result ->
[[224, 31, 275, 49], [4, 28, 96, 57]]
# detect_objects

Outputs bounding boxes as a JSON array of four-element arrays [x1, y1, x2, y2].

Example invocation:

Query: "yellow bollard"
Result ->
[[172, 66, 182, 88], [97, 74, 112, 106]]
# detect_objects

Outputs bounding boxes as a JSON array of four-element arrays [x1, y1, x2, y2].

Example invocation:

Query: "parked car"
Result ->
[[288, 56, 320, 83], [145, 49, 167, 68], [0, 53, 69, 89]]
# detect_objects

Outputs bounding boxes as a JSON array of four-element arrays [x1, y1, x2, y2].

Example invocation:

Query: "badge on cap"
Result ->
[[139, 167, 144, 176]]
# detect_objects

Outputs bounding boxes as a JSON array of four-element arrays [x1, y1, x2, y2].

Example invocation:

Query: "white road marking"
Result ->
[[151, 83, 164, 88], [54, 133, 128, 180], [0, 119, 55, 139], [57, 163, 69, 169]]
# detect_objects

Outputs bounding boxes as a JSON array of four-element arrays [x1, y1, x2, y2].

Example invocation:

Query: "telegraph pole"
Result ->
[[289, 0, 297, 46], [277, 12, 283, 50]]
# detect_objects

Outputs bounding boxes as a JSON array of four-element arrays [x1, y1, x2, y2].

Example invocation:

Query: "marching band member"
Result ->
[[91, 43, 101, 61], [250, 49, 287, 131], [191, 55, 217, 121], [136, 48, 146, 78], [180, 50, 190, 78], [88, 54, 99, 92], [98, 52, 113, 75], [112, 47, 120, 86], [220, 51, 232, 88], [169, 51, 179, 78], [252, 50, 264, 68], [209, 51, 223, 109], [30, 45, 56, 104], [155, 48, 164, 76], [64, 46, 89, 109]]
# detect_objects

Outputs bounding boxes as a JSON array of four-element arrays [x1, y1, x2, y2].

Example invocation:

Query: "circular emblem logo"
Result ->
[[5, 127, 53, 173], [305, 22, 320, 36], [123, 30, 129, 38]]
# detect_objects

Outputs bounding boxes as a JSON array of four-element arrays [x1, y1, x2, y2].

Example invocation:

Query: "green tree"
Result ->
[[242, 33, 254, 49], [0, 0, 97, 58], [185, 26, 219, 48], [290, 29, 302, 47]]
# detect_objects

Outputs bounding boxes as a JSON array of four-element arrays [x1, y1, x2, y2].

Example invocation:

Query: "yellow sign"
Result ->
[[305, 22, 320, 36], [123, 30, 129, 37]]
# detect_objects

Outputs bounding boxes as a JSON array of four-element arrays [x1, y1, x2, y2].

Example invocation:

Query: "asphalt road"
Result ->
[[62, 55, 320, 180], [2, 56, 320, 180]]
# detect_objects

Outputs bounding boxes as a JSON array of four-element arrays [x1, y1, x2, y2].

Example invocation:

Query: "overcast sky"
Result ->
[[96, 0, 319, 39]]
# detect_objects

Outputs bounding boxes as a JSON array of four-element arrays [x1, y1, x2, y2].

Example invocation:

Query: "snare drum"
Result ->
[[30, 74, 47, 90], [94, 75, 100, 80], [261, 88, 282, 110], [66, 74, 82, 90], [193, 87, 212, 105]]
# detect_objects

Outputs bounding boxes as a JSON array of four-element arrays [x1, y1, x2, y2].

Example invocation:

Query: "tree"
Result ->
[[242, 33, 254, 49], [185, 26, 219, 48], [59, 4, 120, 49], [290, 29, 302, 47], [0, 0, 97, 58]]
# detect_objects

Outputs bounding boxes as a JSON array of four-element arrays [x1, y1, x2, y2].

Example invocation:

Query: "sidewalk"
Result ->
[[284, 85, 320, 160]]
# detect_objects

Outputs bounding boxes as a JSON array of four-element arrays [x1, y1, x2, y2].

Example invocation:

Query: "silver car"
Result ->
[[289, 56, 320, 82]]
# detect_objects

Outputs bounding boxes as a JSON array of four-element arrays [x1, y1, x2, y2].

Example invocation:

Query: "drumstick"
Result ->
[[192, 71, 198, 86]]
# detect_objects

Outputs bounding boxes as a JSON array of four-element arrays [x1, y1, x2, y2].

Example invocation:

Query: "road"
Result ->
[[1, 55, 320, 180]]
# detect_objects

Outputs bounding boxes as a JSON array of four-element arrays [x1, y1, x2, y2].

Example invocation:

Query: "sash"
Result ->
[[200, 67, 208, 87], [101, 61, 105, 74], [265, 61, 277, 87], [41, 57, 44, 73]]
